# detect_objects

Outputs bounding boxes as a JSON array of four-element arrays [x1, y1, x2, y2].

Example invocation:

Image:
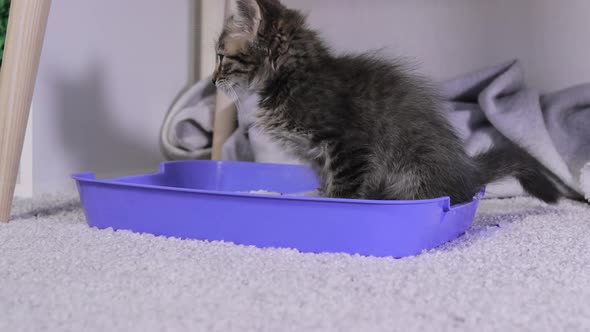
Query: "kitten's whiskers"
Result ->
[[216, 80, 243, 112]]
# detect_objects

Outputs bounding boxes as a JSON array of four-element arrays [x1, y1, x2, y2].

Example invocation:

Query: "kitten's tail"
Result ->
[[473, 141, 583, 203]]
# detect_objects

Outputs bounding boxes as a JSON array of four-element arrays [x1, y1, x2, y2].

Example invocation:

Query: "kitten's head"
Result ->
[[212, 0, 308, 94]]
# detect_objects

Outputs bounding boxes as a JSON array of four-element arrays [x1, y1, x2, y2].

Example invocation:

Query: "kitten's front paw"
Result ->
[[302, 189, 320, 197], [316, 187, 329, 197]]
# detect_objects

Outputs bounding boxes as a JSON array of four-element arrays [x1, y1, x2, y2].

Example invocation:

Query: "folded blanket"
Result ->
[[160, 59, 590, 202]]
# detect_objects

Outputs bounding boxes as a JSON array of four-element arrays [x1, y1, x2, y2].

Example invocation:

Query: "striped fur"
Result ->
[[212, 0, 568, 204]]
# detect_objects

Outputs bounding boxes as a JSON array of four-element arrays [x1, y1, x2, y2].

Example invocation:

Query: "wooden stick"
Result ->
[[210, 0, 237, 160], [199, 0, 226, 81], [211, 94, 237, 160], [0, 0, 52, 223]]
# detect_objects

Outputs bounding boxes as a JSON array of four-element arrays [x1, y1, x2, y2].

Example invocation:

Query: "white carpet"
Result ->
[[1, 192, 589, 332]]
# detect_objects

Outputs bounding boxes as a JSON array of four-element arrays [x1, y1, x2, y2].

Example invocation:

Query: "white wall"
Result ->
[[28, 0, 590, 195], [283, 0, 590, 91], [32, 0, 193, 194]]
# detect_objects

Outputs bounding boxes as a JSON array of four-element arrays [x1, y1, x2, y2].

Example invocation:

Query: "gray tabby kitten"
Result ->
[[213, 0, 569, 204]]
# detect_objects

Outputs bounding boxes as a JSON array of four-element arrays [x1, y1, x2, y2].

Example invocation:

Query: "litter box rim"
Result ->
[[71, 160, 485, 209]]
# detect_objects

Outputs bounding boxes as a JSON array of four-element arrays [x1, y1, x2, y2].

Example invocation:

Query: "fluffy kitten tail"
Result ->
[[473, 142, 580, 204]]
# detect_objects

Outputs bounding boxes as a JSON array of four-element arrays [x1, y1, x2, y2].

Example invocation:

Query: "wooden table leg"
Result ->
[[210, 0, 237, 160], [0, 0, 52, 223], [211, 94, 237, 160]]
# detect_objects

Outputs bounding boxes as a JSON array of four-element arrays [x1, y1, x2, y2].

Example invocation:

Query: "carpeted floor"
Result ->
[[1, 192, 589, 332]]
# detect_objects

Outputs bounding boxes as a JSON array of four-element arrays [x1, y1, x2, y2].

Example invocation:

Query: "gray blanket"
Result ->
[[160, 59, 590, 201]]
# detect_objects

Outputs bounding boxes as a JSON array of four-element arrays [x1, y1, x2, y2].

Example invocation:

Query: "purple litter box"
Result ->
[[72, 160, 484, 258]]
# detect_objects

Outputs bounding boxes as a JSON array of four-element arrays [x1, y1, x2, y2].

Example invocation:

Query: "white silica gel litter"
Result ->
[[247, 189, 320, 197]]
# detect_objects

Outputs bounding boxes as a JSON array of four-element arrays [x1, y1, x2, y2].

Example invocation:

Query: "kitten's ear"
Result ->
[[228, 0, 262, 38]]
